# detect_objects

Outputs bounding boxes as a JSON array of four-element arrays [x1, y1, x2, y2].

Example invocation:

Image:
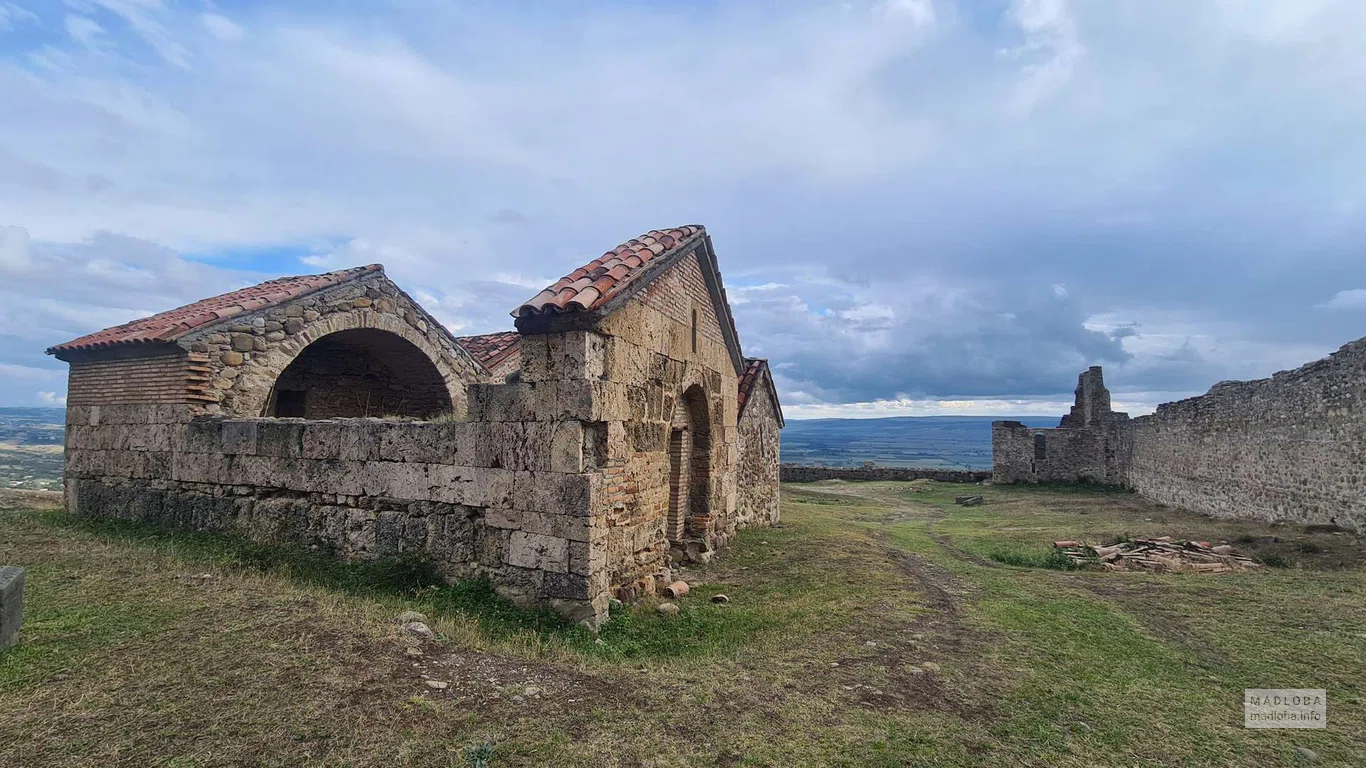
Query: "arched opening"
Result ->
[[666, 385, 712, 545], [263, 328, 452, 419]]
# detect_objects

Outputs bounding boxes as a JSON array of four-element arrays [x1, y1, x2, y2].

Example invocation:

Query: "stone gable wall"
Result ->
[[181, 272, 485, 418], [737, 376, 781, 527], [589, 250, 742, 600]]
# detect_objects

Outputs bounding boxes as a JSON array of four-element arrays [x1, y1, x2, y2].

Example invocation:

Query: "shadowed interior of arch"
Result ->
[[263, 328, 452, 419], [666, 385, 712, 546]]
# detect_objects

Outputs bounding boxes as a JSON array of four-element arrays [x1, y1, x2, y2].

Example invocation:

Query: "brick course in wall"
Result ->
[[66, 351, 210, 406]]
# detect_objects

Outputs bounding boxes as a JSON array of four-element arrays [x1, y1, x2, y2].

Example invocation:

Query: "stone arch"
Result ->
[[229, 311, 465, 419], [262, 328, 453, 418], [666, 383, 712, 545]]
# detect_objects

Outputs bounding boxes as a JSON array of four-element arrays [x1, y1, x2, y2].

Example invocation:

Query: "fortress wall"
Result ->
[[62, 404, 604, 623], [1120, 339, 1366, 529]]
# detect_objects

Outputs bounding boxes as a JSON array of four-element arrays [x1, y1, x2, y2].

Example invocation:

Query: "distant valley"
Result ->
[[780, 415, 1059, 470], [0, 406, 65, 491]]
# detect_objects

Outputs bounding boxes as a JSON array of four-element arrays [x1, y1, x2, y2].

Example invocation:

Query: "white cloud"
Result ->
[[0, 363, 63, 381], [0, 225, 30, 272], [0, 3, 37, 32], [1318, 288, 1366, 311], [201, 12, 242, 42], [883, 0, 936, 29], [65, 15, 105, 47], [0, 0, 1364, 409], [1002, 0, 1085, 111], [89, 0, 191, 68], [36, 390, 66, 405]]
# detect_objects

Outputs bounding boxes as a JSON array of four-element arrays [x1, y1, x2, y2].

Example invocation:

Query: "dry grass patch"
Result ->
[[1, 482, 1363, 766]]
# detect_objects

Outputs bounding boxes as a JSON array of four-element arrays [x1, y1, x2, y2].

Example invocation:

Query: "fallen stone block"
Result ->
[[0, 566, 24, 649], [955, 495, 985, 506]]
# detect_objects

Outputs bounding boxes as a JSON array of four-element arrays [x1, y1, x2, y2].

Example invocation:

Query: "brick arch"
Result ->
[[229, 312, 466, 419], [666, 380, 715, 548]]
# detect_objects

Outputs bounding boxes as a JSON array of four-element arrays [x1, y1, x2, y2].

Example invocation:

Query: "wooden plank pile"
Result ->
[[1052, 536, 1262, 573]]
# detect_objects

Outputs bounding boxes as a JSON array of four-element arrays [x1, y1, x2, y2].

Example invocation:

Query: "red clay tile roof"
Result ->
[[47, 265, 383, 357], [738, 358, 766, 413], [455, 331, 521, 371], [514, 226, 705, 317], [738, 357, 784, 426]]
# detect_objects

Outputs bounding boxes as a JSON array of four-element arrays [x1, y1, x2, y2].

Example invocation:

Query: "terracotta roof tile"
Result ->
[[454, 331, 521, 371], [47, 265, 382, 357], [738, 358, 767, 413], [514, 226, 705, 317]]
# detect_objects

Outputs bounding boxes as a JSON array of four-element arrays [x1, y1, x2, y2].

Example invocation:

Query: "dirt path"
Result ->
[[790, 483, 1002, 717]]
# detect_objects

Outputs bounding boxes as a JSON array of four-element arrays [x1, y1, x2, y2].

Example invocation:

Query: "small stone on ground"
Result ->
[[403, 621, 435, 638], [655, 602, 680, 617], [395, 610, 428, 624]]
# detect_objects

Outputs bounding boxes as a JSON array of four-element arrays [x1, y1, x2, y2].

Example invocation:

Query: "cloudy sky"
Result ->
[[2, 0, 1364, 418]]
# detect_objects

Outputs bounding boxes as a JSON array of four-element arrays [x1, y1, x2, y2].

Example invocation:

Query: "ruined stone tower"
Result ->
[[1059, 366, 1112, 429]]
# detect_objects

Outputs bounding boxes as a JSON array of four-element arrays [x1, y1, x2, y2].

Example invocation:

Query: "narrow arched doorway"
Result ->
[[666, 385, 711, 548], [263, 328, 453, 419]]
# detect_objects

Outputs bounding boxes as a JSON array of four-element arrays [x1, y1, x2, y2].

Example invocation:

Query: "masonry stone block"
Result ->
[[221, 421, 258, 455], [256, 420, 304, 458], [1, 566, 25, 649], [505, 531, 570, 573], [548, 420, 585, 473]]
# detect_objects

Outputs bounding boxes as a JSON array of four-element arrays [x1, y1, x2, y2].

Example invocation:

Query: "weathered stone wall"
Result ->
[[587, 251, 742, 600], [181, 272, 484, 418], [737, 380, 781, 527], [62, 403, 605, 624], [993, 338, 1366, 529], [991, 367, 1127, 485], [991, 421, 1112, 484], [781, 466, 990, 483], [1117, 339, 1366, 529]]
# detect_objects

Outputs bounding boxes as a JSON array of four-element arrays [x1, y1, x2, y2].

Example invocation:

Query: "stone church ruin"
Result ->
[[48, 226, 784, 626], [993, 339, 1366, 531]]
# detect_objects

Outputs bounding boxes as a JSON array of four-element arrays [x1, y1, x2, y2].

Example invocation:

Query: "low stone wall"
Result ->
[[780, 465, 989, 483], [62, 403, 605, 623]]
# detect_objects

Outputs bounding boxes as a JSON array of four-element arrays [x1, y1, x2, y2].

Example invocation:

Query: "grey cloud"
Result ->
[[1, 1, 1365, 411]]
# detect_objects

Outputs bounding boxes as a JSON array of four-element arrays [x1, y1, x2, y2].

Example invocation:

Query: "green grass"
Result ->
[[36, 509, 574, 639], [987, 545, 1077, 570], [2, 483, 1364, 767]]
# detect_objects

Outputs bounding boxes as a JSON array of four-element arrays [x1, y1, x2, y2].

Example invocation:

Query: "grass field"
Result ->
[[1, 482, 1363, 767]]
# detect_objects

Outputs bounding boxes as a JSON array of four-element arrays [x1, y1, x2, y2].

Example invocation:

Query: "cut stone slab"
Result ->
[[0, 566, 24, 649], [954, 495, 984, 506]]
